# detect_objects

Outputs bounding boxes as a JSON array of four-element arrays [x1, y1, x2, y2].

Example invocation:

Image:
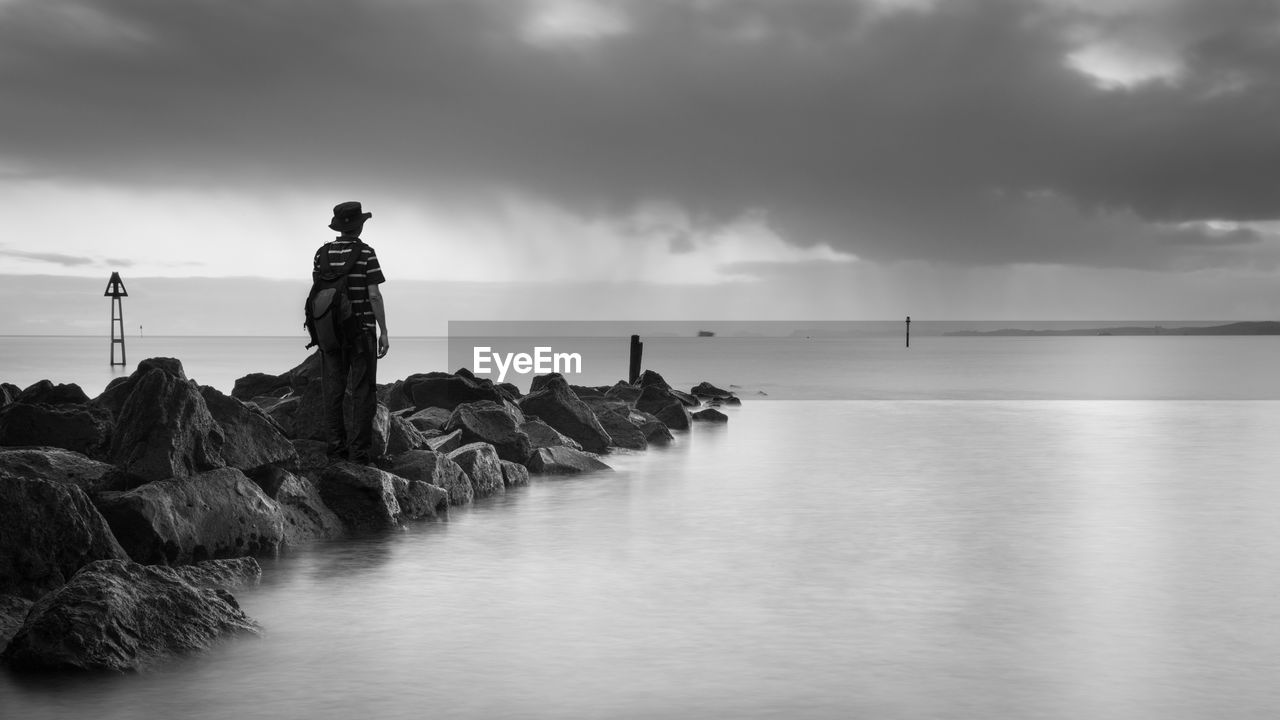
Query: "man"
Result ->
[[315, 201, 389, 464]]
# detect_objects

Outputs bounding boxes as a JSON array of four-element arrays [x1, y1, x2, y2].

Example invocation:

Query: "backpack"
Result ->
[[304, 241, 365, 351]]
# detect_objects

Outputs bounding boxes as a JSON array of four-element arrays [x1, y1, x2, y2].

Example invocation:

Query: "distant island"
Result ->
[[945, 321, 1280, 337], [697, 330, 715, 337]]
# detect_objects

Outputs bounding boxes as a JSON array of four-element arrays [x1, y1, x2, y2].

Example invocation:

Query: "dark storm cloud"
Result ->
[[2, 0, 1278, 269]]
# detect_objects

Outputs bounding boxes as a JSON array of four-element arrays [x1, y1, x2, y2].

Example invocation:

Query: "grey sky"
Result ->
[[0, 0, 1278, 327]]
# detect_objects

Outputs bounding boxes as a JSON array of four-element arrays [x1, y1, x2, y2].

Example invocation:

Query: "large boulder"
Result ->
[[0, 446, 129, 494], [385, 412, 427, 456], [93, 468, 285, 565], [404, 407, 452, 432], [637, 369, 671, 391], [635, 385, 692, 431], [580, 397, 647, 450], [525, 447, 613, 475], [0, 382, 21, 407], [0, 594, 33, 649], [445, 401, 533, 463], [520, 418, 583, 451], [630, 410, 674, 444], [603, 381, 643, 406], [690, 381, 735, 400], [425, 429, 464, 454], [1, 558, 260, 672], [518, 375, 612, 454], [200, 385, 297, 474], [401, 371, 505, 412], [388, 475, 449, 521], [386, 450, 472, 506], [107, 365, 225, 482], [94, 357, 190, 416], [247, 466, 344, 544], [231, 372, 291, 402], [0, 473, 128, 600], [447, 442, 506, 499], [0, 384, 115, 459], [692, 408, 729, 423], [499, 460, 530, 488], [315, 463, 403, 532]]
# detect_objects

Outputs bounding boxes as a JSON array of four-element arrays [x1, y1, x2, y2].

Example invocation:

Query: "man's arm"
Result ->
[[368, 283, 389, 358]]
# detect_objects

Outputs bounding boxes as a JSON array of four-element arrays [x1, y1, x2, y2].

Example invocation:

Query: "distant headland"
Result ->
[[945, 321, 1280, 337]]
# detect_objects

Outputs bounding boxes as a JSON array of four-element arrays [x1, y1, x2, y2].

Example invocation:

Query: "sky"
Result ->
[[1, 0, 1278, 335]]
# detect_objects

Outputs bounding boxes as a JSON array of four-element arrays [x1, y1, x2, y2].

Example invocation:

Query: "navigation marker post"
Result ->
[[906, 316, 911, 348], [105, 272, 128, 366]]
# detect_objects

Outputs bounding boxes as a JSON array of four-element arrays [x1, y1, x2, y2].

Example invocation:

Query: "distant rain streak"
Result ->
[[472, 346, 582, 383]]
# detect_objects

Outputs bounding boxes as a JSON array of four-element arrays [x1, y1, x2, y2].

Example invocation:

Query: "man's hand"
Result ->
[[377, 333, 390, 358]]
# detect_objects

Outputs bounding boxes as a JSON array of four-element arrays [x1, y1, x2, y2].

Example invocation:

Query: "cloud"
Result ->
[[0, 0, 1278, 274], [0, 247, 98, 267]]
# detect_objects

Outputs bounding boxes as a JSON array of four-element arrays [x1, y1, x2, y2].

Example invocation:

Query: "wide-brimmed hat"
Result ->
[[329, 201, 372, 232]]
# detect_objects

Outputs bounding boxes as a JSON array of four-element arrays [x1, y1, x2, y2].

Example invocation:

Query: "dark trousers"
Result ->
[[321, 331, 378, 462]]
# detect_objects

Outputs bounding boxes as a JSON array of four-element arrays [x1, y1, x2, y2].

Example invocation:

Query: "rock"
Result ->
[[0, 398, 115, 460], [0, 446, 129, 494], [1, 559, 259, 672], [291, 438, 330, 475], [379, 379, 413, 412], [402, 371, 504, 412], [569, 384, 608, 398], [603, 381, 643, 406], [94, 357, 190, 416], [15, 380, 91, 406], [386, 450, 472, 506], [315, 462, 403, 532], [0, 594, 33, 649], [690, 381, 735, 400], [637, 369, 671, 391], [93, 468, 285, 565], [170, 557, 262, 590], [231, 372, 290, 401], [692, 408, 729, 423], [0, 473, 128, 600], [281, 379, 325, 441], [670, 389, 701, 407], [580, 397, 647, 450], [385, 412, 427, 456], [447, 442, 506, 499], [525, 447, 613, 475], [497, 382, 522, 400], [200, 385, 298, 474], [517, 375, 612, 454], [248, 467, 344, 543], [444, 401, 533, 463], [388, 475, 449, 521], [263, 394, 302, 436], [630, 409, 674, 444], [635, 385, 691, 431], [405, 407, 452, 432], [499, 460, 530, 488], [0, 382, 21, 407], [520, 418, 583, 451], [107, 366, 225, 482], [425, 429, 464, 454]]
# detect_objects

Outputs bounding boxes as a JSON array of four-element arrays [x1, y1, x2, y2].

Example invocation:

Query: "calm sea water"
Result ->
[[3, 337, 1280, 718]]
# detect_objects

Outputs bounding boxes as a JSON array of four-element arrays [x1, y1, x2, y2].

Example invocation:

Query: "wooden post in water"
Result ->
[[628, 334, 643, 384], [105, 272, 128, 366], [905, 316, 911, 348]]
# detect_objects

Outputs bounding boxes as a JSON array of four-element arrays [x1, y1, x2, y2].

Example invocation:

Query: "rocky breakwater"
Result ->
[[0, 354, 743, 671]]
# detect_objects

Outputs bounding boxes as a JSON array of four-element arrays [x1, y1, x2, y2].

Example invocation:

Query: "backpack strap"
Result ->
[[316, 240, 364, 281]]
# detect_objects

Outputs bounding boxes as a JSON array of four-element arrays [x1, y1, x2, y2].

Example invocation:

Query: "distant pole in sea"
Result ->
[[906, 316, 911, 348], [105, 272, 128, 366], [628, 334, 644, 384]]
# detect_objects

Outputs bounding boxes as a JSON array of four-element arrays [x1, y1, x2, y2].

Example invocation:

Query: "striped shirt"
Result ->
[[312, 238, 385, 331]]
